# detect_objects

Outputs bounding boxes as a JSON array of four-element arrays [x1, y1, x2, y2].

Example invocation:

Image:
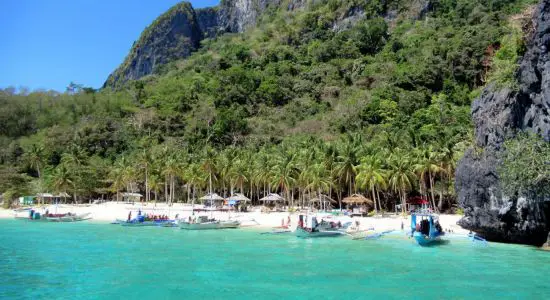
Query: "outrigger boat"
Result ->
[[294, 215, 344, 238], [20, 209, 91, 222], [47, 212, 91, 222], [410, 213, 445, 246], [179, 215, 240, 230], [117, 213, 176, 227]]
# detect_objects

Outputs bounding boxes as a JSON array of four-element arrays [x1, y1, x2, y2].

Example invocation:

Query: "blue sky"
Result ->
[[0, 0, 219, 92]]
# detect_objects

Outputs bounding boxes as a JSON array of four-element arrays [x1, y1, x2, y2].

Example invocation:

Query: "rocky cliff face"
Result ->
[[455, 0, 550, 245], [104, 0, 433, 88], [105, 0, 289, 88], [104, 2, 202, 88], [196, 7, 220, 39], [217, 0, 280, 33]]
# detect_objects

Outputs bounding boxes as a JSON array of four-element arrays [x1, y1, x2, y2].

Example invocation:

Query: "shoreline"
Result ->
[[0, 202, 468, 233]]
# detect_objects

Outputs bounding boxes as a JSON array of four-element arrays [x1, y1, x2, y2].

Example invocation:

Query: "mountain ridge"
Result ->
[[104, 0, 432, 88]]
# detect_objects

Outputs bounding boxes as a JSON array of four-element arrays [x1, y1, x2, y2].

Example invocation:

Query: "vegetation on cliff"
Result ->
[[0, 0, 537, 209]]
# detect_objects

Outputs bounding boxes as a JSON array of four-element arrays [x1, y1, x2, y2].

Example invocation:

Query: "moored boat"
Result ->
[[17, 209, 91, 222], [47, 212, 92, 222], [410, 213, 445, 246], [179, 216, 240, 230], [118, 214, 176, 227], [294, 215, 344, 238]]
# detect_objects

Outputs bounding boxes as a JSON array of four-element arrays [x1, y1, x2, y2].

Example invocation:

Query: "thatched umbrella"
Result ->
[[227, 193, 251, 202], [342, 194, 374, 206], [309, 194, 336, 210], [259, 193, 284, 202], [199, 193, 225, 202]]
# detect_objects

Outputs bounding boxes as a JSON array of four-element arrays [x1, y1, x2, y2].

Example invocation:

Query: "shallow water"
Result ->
[[0, 219, 549, 299]]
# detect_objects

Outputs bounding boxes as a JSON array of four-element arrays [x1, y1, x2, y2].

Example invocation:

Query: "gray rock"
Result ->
[[455, 0, 550, 245], [104, 0, 434, 88], [196, 7, 220, 39], [104, 2, 202, 88]]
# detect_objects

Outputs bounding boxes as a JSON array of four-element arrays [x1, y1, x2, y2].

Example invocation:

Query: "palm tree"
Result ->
[[24, 144, 44, 203], [201, 147, 218, 196], [162, 155, 180, 204], [413, 147, 443, 211], [148, 174, 162, 204], [51, 165, 74, 202], [270, 150, 297, 207], [229, 156, 248, 195], [336, 141, 359, 196], [24, 144, 44, 179], [305, 162, 332, 210], [108, 163, 125, 202], [388, 152, 416, 214], [136, 149, 153, 203], [356, 155, 387, 214]]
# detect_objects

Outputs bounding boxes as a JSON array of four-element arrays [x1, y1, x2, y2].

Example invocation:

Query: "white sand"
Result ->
[[0, 202, 467, 233]]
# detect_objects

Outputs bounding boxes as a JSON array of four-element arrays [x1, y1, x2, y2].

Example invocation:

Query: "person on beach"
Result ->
[[127, 211, 132, 222]]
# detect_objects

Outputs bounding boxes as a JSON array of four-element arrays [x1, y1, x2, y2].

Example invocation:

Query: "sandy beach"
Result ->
[[0, 202, 468, 233]]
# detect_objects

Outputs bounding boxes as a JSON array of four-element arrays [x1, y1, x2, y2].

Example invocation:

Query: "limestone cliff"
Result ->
[[104, 0, 432, 88], [455, 0, 550, 245], [104, 0, 288, 88], [104, 2, 202, 88]]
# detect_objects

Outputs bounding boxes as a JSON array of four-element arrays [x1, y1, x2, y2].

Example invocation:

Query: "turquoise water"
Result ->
[[1, 219, 549, 299]]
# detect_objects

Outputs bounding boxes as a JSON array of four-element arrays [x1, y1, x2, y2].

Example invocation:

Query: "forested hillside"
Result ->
[[0, 0, 536, 211]]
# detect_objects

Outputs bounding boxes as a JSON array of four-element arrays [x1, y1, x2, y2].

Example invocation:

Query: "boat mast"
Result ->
[[209, 171, 213, 218]]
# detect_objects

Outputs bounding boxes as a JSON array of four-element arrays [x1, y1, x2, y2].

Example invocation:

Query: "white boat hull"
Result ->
[[295, 227, 343, 238], [180, 220, 240, 230], [47, 213, 92, 222]]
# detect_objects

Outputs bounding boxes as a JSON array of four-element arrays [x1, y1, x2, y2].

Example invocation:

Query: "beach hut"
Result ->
[[259, 193, 285, 212], [199, 193, 225, 207], [226, 193, 251, 211], [121, 192, 142, 203], [259, 193, 284, 202], [36, 193, 55, 205], [342, 194, 373, 216], [227, 193, 250, 202], [18, 196, 35, 206], [309, 194, 336, 211]]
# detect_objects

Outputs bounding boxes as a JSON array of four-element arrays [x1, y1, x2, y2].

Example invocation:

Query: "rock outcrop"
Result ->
[[104, 0, 287, 88], [104, 2, 202, 88], [196, 7, 220, 39], [455, 0, 550, 245], [104, 0, 434, 88]]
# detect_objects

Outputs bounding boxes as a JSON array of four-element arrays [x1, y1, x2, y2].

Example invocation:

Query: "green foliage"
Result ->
[[487, 24, 524, 89], [0, 0, 535, 207], [499, 133, 550, 198]]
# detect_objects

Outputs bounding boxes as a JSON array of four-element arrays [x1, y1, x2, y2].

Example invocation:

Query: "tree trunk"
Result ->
[[145, 167, 149, 203], [371, 187, 378, 214], [164, 178, 168, 203], [376, 188, 382, 214], [429, 173, 437, 212], [438, 190, 444, 212]]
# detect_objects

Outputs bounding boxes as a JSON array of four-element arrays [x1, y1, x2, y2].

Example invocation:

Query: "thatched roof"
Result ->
[[309, 194, 336, 203], [227, 193, 251, 202], [199, 193, 225, 201], [342, 194, 373, 205], [122, 192, 142, 198], [259, 193, 284, 202]]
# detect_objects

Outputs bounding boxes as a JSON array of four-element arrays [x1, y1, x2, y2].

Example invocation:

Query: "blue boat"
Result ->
[[410, 213, 445, 246]]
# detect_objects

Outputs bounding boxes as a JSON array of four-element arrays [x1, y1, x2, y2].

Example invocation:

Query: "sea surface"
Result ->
[[1, 219, 549, 299]]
